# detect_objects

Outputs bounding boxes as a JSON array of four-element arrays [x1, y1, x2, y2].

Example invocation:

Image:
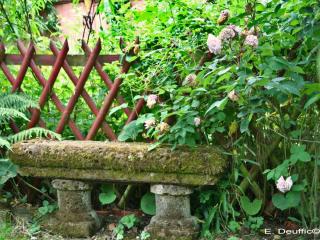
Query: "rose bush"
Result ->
[[100, 0, 320, 235]]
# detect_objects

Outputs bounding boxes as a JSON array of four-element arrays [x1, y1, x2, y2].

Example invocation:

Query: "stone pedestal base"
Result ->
[[145, 185, 199, 240], [43, 179, 100, 238]]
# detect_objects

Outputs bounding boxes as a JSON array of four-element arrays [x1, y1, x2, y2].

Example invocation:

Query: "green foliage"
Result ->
[[37, 200, 57, 216], [0, 0, 59, 42], [98, 0, 320, 234], [139, 231, 151, 240], [0, 93, 60, 187], [118, 114, 152, 141], [0, 0, 318, 237], [239, 196, 262, 216], [244, 216, 264, 231], [99, 184, 117, 205], [0, 159, 17, 185], [140, 192, 156, 215], [228, 221, 240, 233], [113, 214, 138, 240], [272, 191, 301, 211], [0, 223, 28, 240], [120, 214, 137, 229]]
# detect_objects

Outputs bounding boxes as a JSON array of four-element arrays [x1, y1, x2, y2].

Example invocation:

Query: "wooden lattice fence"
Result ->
[[0, 38, 145, 140]]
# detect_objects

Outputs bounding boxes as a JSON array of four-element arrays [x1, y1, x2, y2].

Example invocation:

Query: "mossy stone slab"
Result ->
[[9, 140, 227, 186]]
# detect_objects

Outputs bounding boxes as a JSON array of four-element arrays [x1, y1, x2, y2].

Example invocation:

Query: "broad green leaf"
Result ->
[[289, 145, 311, 163], [205, 97, 228, 115], [240, 196, 262, 216], [304, 94, 320, 109], [140, 192, 156, 215], [272, 192, 301, 211], [109, 103, 128, 117], [99, 184, 117, 205], [0, 159, 18, 185]]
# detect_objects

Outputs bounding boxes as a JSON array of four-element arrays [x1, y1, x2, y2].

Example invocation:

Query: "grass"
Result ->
[[0, 222, 27, 240]]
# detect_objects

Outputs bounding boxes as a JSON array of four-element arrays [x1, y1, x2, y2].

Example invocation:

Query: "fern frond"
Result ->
[[8, 127, 61, 143], [0, 93, 38, 112], [0, 136, 11, 150], [0, 107, 29, 123]]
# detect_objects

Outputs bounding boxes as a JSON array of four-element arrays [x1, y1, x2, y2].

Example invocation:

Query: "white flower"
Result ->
[[194, 117, 201, 127], [219, 27, 236, 42], [184, 73, 197, 87], [227, 90, 239, 102], [146, 94, 158, 108], [156, 122, 170, 133], [244, 35, 259, 48], [144, 118, 156, 129], [276, 176, 293, 193], [207, 34, 222, 54]]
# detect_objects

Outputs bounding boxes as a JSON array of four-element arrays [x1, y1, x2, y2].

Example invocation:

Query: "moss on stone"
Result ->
[[9, 140, 227, 186]]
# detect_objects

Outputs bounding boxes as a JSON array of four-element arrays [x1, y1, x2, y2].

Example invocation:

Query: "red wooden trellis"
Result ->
[[0, 38, 145, 140]]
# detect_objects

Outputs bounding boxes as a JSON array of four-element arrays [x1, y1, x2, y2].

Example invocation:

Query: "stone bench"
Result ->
[[9, 140, 226, 239]]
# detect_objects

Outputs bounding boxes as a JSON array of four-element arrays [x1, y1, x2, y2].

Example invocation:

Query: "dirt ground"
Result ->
[[3, 205, 318, 240]]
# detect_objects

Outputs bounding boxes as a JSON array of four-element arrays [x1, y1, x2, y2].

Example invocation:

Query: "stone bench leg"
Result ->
[[145, 184, 199, 240], [43, 179, 101, 238]]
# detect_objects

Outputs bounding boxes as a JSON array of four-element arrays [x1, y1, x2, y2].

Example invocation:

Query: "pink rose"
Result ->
[[219, 27, 236, 42], [244, 35, 259, 48], [276, 176, 293, 193], [207, 34, 222, 54]]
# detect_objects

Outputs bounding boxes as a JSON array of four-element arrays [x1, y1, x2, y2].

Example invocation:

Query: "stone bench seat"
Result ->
[[9, 140, 226, 239]]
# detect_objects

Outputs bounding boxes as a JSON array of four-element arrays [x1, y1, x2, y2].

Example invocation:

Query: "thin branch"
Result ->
[[18, 176, 55, 202]]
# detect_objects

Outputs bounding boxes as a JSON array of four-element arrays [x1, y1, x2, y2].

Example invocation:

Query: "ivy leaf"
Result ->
[[289, 145, 311, 163], [120, 214, 137, 229], [240, 196, 262, 216]]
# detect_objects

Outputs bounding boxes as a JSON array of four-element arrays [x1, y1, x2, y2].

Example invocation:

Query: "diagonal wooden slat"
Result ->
[[0, 43, 47, 132], [27, 40, 69, 129], [82, 41, 132, 117], [85, 38, 140, 140], [17, 41, 84, 140], [1, 38, 145, 142], [0, 62, 47, 128], [54, 39, 114, 139], [11, 43, 35, 92], [125, 98, 145, 124], [49, 41, 116, 139]]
